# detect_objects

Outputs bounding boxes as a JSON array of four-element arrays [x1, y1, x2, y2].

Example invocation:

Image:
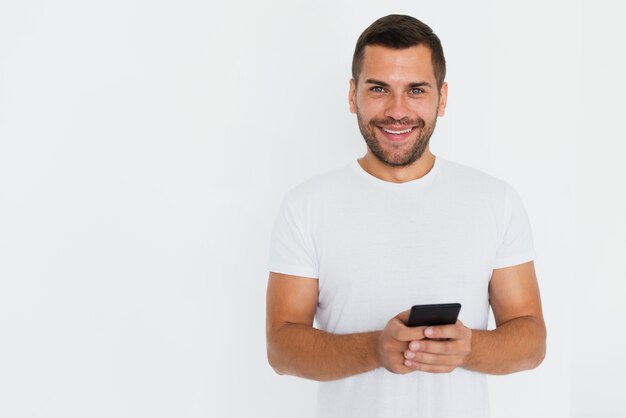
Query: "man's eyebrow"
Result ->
[[364, 79, 433, 89], [364, 79, 390, 87], [408, 82, 433, 89]]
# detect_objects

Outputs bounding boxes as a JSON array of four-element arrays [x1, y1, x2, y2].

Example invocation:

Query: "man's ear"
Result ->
[[437, 82, 448, 117], [349, 78, 357, 114]]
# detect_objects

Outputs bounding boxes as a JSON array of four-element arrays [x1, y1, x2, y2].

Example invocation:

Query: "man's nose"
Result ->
[[384, 93, 410, 121]]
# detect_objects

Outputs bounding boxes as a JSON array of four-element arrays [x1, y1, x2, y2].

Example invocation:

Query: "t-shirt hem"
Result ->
[[493, 251, 536, 269], [268, 262, 318, 279]]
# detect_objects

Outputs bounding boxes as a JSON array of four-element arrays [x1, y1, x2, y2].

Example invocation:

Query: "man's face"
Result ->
[[349, 44, 448, 167]]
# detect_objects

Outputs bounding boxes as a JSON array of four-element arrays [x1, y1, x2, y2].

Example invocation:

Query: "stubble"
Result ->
[[356, 111, 437, 167]]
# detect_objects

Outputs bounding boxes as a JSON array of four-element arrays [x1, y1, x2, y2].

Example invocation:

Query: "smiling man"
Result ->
[[266, 14, 545, 418]]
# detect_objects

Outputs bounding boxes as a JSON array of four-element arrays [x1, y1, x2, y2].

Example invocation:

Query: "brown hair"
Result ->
[[352, 14, 446, 89]]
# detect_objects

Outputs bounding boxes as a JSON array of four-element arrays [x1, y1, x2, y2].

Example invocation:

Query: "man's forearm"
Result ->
[[267, 323, 381, 381], [464, 316, 546, 375]]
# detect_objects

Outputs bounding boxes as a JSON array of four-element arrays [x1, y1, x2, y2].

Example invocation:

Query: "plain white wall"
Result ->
[[0, 1, 622, 417], [572, 1, 626, 417]]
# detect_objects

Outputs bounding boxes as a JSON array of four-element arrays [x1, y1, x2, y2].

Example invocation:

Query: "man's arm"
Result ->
[[266, 272, 420, 381], [464, 261, 546, 373], [404, 261, 546, 374]]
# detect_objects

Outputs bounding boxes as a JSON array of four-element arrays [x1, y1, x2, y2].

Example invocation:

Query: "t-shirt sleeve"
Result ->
[[493, 184, 536, 269], [268, 191, 319, 279]]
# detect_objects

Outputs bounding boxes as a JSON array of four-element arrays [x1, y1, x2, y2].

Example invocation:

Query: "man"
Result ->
[[266, 14, 545, 418]]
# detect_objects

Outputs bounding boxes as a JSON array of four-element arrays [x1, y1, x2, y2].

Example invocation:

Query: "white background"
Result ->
[[0, 0, 624, 417]]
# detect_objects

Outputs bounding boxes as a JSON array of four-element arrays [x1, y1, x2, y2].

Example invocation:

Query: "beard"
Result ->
[[356, 110, 437, 167]]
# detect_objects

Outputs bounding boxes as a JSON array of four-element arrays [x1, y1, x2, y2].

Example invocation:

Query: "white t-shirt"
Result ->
[[269, 157, 535, 418]]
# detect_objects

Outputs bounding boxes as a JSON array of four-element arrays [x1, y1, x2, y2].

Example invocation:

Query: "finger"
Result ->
[[395, 309, 411, 324], [381, 337, 409, 354], [394, 362, 417, 375], [404, 359, 457, 373], [424, 320, 466, 340], [389, 318, 427, 342], [408, 339, 465, 355], [404, 350, 463, 367], [388, 353, 417, 375]]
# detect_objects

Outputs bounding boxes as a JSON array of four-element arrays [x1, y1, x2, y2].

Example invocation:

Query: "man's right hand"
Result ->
[[377, 310, 427, 374]]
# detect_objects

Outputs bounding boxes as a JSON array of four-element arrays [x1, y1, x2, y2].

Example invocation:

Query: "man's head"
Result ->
[[352, 14, 446, 89], [349, 15, 448, 169]]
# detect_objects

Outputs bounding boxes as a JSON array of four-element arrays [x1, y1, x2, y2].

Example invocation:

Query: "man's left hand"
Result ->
[[403, 320, 472, 373]]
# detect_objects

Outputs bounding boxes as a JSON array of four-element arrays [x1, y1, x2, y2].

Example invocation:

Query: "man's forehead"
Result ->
[[359, 44, 435, 82]]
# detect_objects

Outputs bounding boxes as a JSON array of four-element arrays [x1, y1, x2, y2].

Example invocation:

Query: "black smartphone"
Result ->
[[407, 303, 461, 327]]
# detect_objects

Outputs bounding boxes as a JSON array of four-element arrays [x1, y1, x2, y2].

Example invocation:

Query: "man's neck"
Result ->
[[357, 150, 436, 183]]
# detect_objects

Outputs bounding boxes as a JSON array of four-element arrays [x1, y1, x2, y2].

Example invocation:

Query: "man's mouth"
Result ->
[[381, 127, 413, 135], [377, 125, 415, 141]]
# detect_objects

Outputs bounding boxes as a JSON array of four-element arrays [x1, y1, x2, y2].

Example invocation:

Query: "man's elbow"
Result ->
[[266, 347, 288, 376], [266, 323, 293, 375], [530, 338, 546, 369], [525, 325, 547, 371]]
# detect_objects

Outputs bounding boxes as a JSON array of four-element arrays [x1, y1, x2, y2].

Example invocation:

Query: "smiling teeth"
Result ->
[[382, 127, 412, 135]]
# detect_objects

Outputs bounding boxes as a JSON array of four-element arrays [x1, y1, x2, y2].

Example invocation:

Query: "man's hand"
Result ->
[[402, 320, 472, 373], [377, 310, 427, 374]]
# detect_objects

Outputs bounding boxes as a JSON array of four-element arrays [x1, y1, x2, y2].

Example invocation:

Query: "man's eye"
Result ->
[[370, 86, 385, 93], [410, 88, 423, 95]]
